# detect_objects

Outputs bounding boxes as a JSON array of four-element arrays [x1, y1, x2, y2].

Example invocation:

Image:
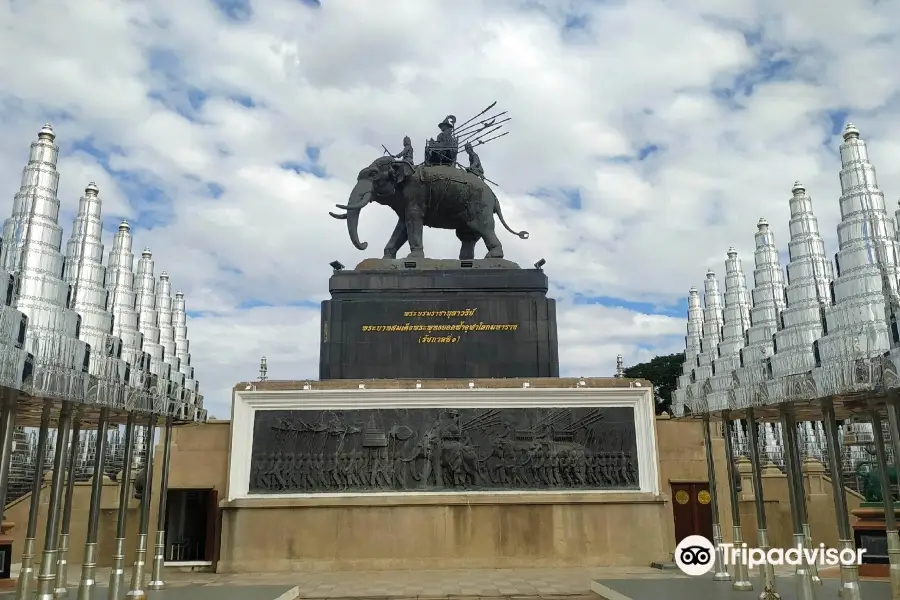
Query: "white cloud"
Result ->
[[1, 0, 899, 416]]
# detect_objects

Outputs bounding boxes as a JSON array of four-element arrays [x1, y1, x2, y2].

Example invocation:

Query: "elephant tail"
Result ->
[[493, 198, 529, 239]]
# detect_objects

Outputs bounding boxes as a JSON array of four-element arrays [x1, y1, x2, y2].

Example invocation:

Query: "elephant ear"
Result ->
[[390, 162, 411, 185]]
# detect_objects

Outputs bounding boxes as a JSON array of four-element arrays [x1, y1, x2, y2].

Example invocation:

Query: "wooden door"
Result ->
[[672, 482, 714, 543]]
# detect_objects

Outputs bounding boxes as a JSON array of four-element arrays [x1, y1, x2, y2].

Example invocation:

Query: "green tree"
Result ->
[[622, 352, 684, 415]]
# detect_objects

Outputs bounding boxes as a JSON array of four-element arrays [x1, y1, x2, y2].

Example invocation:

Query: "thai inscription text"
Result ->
[[360, 308, 519, 344]]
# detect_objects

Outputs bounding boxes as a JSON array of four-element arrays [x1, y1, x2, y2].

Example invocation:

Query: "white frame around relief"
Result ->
[[226, 385, 660, 501]]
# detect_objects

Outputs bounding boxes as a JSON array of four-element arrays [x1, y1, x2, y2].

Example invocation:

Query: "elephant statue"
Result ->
[[329, 157, 529, 259]]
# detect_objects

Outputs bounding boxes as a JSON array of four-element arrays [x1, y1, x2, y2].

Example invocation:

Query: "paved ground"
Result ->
[[0, 565, 671, 599], [592, 576, 892, 600], [0, 564, 892, 599]]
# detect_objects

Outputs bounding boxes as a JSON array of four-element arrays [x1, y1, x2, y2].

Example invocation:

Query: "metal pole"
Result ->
[[14, 401, 52, 600], [34, 402, 74, 600], [148, 416, 174, 589], [704, 416, 731, 581], [108, 415, 136, 600], [721, 411, 753, 590], [52, 411, 82, 598], [781, 406, 817, 600], [126, 413, 157, 599], [746, 409, 780, 599], [75, 407, 110, 600], [793, 421, 821, 585], [821, 397, 862, 600], [868, 400, 900, 600], [0, 398, 19, 527]]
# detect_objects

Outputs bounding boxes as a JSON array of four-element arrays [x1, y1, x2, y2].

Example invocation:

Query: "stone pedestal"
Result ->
[[851, 503, 900, 577], [319, 258, 559, 379]]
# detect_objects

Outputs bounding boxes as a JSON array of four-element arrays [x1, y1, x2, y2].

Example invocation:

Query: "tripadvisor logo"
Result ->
[[674, 535, 866, 576]]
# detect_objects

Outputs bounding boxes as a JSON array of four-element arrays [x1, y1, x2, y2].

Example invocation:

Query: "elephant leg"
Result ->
[[468, 220, 504, 259], [405, 206, 425, 258], [455, 228, 479, 260], [384, 218, 408, 259]]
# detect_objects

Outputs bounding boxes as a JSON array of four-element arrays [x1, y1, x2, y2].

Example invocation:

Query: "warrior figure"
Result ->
[[464, 142, 484, 178], [393, 136, 414, 165], [436, 115, 457, 146]]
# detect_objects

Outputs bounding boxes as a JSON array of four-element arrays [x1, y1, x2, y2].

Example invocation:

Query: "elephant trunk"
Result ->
[[330, 180, 373, 251]]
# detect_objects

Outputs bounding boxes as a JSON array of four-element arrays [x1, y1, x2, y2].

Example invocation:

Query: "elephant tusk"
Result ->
[[334, 203, 353, 210], [329, 212, 348, 220]]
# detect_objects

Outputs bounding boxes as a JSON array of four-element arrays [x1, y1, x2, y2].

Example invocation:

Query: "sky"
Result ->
[[1, 0, 900, 419]]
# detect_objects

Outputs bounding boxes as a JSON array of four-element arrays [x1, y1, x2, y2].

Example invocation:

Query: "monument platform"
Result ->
[[319, 258, 558, 380], [221, 378, 667, 573]]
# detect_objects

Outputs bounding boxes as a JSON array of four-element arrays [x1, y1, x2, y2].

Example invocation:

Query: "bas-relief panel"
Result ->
[[248, 407, 639, 493]]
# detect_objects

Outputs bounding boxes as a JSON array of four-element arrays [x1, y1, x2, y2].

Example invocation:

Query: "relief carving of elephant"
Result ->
[[329, 157, 529, 259]]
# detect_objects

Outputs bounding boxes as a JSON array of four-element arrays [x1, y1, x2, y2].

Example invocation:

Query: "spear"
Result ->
[[458, 129, 509, 151], [457, 118, 511, 142], [452, 101, 497, 132], [457, 122, 508, 146], [454, 111, 509, 136]]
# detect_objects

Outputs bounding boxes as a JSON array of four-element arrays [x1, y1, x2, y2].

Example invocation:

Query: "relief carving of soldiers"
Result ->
[[252, 409, 639, 493]]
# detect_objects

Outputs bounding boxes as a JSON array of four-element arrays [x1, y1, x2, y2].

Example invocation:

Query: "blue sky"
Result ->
[[2, 0, 900, 417]]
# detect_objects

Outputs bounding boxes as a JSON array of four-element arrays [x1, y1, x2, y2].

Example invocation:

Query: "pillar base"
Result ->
[[147, 529, 167, 590], [712, 523, 731, 581], [756, 529, 779, 600], [801, 523, 822, 585], [53, 532, 69, 598], [125, 533, 148, 599], [15, 537, 36, 600], [731, 526, 753, 591], [791, 533, 817, 600], [107, 537, 126, 600]]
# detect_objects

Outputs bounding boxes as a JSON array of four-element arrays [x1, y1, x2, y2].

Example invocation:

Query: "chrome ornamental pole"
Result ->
[[746, 410, 780, 599], [107, 414, 136, 600], [722, 411, 753, 591], [34, 403, 74, 600], [821, 398, 862, 600], [125, 413, 157, 599], [704, 416, 731, 581], [53, 411, 82, 598], [0, 398, 19, 528], [14, 401, 52, 600], [868, 401, 900, 600], [148, 416, 174, 589], [780, 407, 817, 600], [75, 407, 110, 600]]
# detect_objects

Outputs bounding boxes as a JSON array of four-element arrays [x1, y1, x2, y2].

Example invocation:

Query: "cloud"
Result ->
[[1, 0, 899, 417]]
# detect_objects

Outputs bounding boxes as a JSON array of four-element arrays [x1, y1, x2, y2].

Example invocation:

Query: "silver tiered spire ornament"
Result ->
[[106, 221, 150, 396], [156, 271, 185, 414], [64, 182, 130, 409], [706, 248, 751, 413], [672, 287, 702, 417], [770, 183, 831, 401], [814, 123, 900, 397], [0, 123, 91, 404], [735, 218, 786, 413], [691, 271, 724, 414], [134, 248, 171, 414], [173, 291, 203, 421]]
